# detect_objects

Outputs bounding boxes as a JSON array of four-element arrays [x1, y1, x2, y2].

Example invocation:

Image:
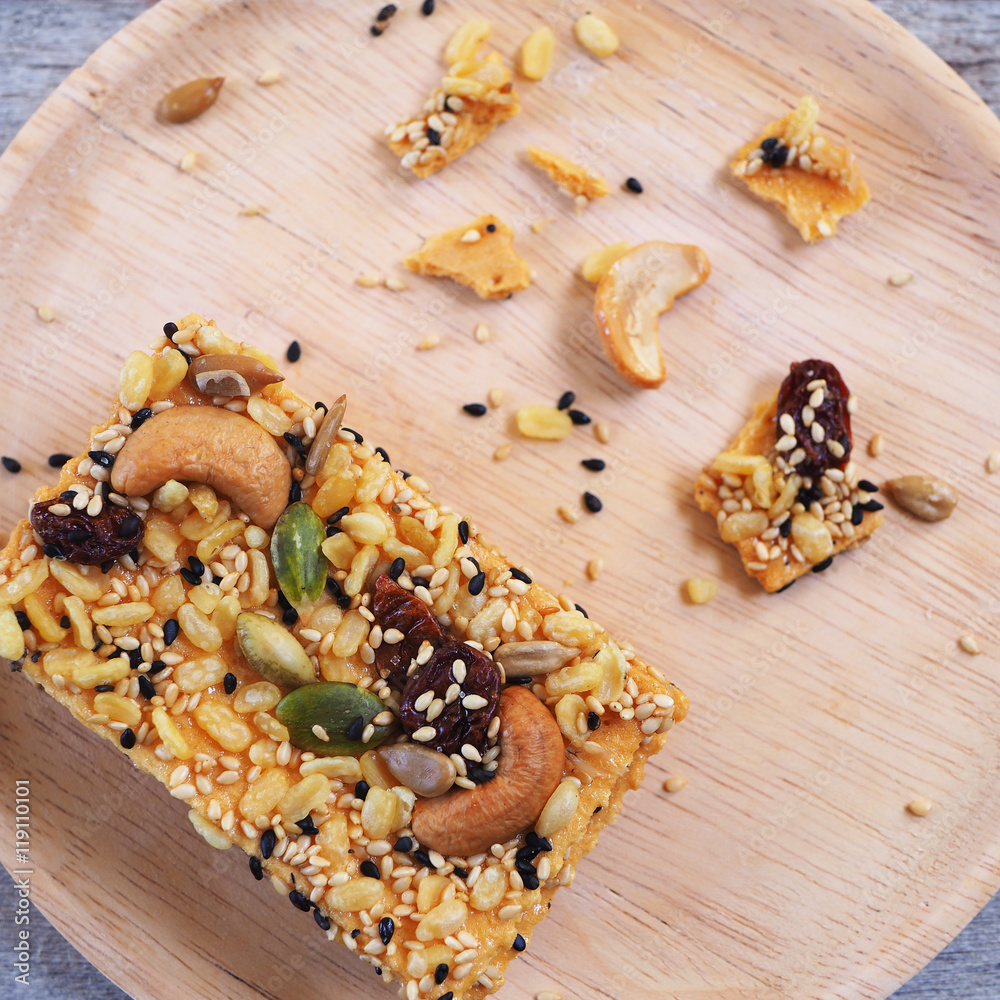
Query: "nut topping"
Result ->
[[187, 354, 284, 397], [885, 474, 958, 522]]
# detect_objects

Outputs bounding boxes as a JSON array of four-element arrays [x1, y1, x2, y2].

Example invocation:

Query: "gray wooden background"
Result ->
[[1, 1, 999, 998]]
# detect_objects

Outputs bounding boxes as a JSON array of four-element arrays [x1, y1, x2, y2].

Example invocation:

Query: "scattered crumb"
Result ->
[[474, 322, 490, 343], [385, 276, 408, 292], [586, 557, 603, 581], [574, 194, 589, 214], [987, 450, 1000, 474], [487, 387, 504, 409], [356, 272, 384, 288], [493, 443, 513, 462], [959, 634, 981, 655], [684, 578, 718, 604], [888, 271, 913, 287], [36, 304, 55, 323], [662, 776, 688, 793], [238, 204, 268, 216], [416, 334, 441, 351], [256, 69, 282, 85], [179, 150, 198, 172], [868, 433, 884, 458], [557, 504, 578, 524], [536, 992, 562, 1000], [530, 219, 551, 233], [460, 229, 481, 244], [594, 421, 611, 444], [907, 797, 933, 817]]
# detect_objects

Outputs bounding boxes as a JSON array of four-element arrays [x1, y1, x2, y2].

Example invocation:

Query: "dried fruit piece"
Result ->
[[371, 575, 445, 686], [156, 77, 225, 124], [595, 242, 711, 388], [276, 681, 392, 755], [527, 146, 609, 200], [519, 26, 555, 80], [574, 13, 619, 58], [776, 359, 852, 476], [404, 214, 531, 300], [399, 642, 500, 757], [730, 95, 870, 242], [685, 578, 718, 604], [270, 502, 326, 605], [187, 354, 284, 397], [30, 496, 143, 565], [885, 475, 958, 522], [236, 612, 317, 689], [515, 406, 573, 441], [444, 17, 491, 64], [377, 743, 457, 797]]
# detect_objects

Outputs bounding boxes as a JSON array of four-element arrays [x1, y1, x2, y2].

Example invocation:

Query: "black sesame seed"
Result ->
[[463, 403, 487, 416], [568, 409, 591, 425], [286, 340, 302, 363], [130, 407, 154, 431], [557, 390, 575, 410], [137, 675, 156, 699], [180, 567, 201, 586], [223, 672, 238, 695], [521, 870, 540, 890], [282, 605, 299, 626], [421, 0, 435, 13], [763, 142, 789, 168], [118, 513, 141, 538], [587, 711, 601, 731], [288, 480, 303, 504], [434, 964, 449, 985], [779, 518, 792, 538], [857, 479, 879, 493], [526, 831, 552, 852], [354, 779, 370, 800], [47, 453, 72, 468], [413, 849, 433, 868], [126, 647, 143, 670], [776, 580, 797, 593], [452, 866, 468, 879], [458, 520, 469, 544], [284, 432, 308, 462], [120, 728, 136, 749], [65, 528, 90, 544], [2, 457, 22, 473], [508, 675, 535, 687], [583, 491, 602, 513], [574, 603, 589, 618], [92, 683, 114, 692], [512, 933, 526, 951], [388, 557, 406, 581], [88, 450, 115, 468], [581, 458, 606, 472], [370, 23, 383, 35], [375, 446, 391, 464], [862, 500, 885, 512], [761, 137, 779, 154], [468, 571, 486, 596], [341, 427, 363, 443], [149, 660, 167, 675], [426, 126, 442, 145], [296, 815, 319, 836], [15, 610, 31, 630], [377, 3, 397, 19], [378, 916, 395, 945], [260, 828, 277, 859], [289, 889, 312, 912], [851, 505, 864, 526], [468, 767, 496, 784], [398, 469, 410, 479], [411, 575, 430, 588], [100, 559, 115, 573], [360, 859, 380, 880], [394, 836, 413, 853], [163, 619, 180, 646], [59, 615, 71, 629], [328, 506, 350, 523], [624, 176, 643, 193], [509, 567, 532, 584], [438, 994, 454, 1000], [249, 855, 264, 880], [485, 223, 496, 232], [516, 845, 540, 864], [326, 524, 342, 538], [811, 557, 834, 573], [313, 908, 331, 931], [351, 929, 361, 939], [43, 543, 63, 559], [163, 321, 179, 339]]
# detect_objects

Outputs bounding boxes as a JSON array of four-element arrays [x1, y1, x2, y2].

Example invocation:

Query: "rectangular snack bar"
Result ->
[[0, 314, 686, 1000]]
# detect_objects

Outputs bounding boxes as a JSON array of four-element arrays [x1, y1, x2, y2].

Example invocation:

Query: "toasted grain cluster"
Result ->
[[0, 315, 684, 1000]]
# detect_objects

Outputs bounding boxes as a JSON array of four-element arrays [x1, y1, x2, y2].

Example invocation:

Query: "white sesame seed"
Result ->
[[745, 158, 763, 176], [801, 404, 815, 427], [779, 413, 796, 435], [817, 219, 833, 237], [959, 634, 981, 655], [474, 322, 490, 343], [986, 450, 1000, 474], [311, 724, 330, 742], [386, 276, 408, 292], [808, 387, 825, 408], [888, 271, 913, 287], [383, 628, 404, 644], [828, 439, 846, 459], [462, 694, 489, 710], [460, 229, 481, 243], [811, 422, 826, 443], [461, 743, 483, 762], [411, 726, 436, 742], [257, 69, 281, 85], [776, 435, 797, 452]]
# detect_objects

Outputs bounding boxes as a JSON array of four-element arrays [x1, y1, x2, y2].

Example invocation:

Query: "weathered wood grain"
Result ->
[[1, 3, 1000, 1000]]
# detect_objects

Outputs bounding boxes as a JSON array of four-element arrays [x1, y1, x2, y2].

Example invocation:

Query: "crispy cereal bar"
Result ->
[[730, 95, 870, 241], [694, 360, 884, 591], [526, 146, 610, 201], [404, 214, 531, 300], [0, 314, 686, 999], [385, 52, 520, 179]]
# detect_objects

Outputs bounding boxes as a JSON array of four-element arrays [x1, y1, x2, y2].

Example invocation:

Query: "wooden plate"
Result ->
[[2, 1, 999, 997]]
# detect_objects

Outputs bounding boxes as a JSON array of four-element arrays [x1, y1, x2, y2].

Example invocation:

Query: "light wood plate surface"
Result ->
[[2, 1, 999, 998]]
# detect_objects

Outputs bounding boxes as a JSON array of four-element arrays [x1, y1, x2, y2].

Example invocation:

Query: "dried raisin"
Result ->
[[371, 575, 444, 686], [777, 359, 852, 476], [30, 497, 144, 565]]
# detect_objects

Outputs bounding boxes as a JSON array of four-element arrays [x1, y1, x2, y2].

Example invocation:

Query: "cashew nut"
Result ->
[[410, 686, 565, 856], [594, 241, 711, 389], [111, 405, 291, 529], [188, 353, 284, 397]]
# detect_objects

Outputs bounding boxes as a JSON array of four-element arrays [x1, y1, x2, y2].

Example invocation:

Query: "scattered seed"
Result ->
[[238, 204, 268, 216], [868, 433, 884, 458], [568, 409, 590, 425], [986, 450, 1000, 474], [663, 776, 688, 793], [888, 271, 913, 287], [256, 69, 281, 85], [156, 77, 225, 124], [594, 421, 611, 444], [286, 340, 301, 363], [421, 0, 435, 13], [48, 453, 71, 468], [685, 578, 717, 604], [36, 304, 55, 322], [586, 557, 603, 581], [557, 504, 578, 524], [557, 391, 575, 411], [2, 457, 22, 474], [416, 334, 441, 351], [581, 458, 605, 472], [179, 150, 198, 172], [583, 491, 602, 513], [461, 229, 481, 243], [959, 634, 981, 655], [463, 403, 487, 417], [377, 3, 397, 20], [493, 443, 513, 461], [624, 177, 643, 193], [906, 797, 933, 817], [356, 272, 383, 288], [487, 387, 504, 409], [474, 322, 490, 343], [385, 276, 408, 292]]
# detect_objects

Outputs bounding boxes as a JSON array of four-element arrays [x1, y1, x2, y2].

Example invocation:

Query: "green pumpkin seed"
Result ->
[[271, 502, 326, 606], [236, 612, 317, 688], [277, 682, 392, 756]]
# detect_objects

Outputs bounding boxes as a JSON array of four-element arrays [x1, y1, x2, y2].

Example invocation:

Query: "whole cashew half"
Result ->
[[411, 686, 565, 857], [111, 405, 291, 529]]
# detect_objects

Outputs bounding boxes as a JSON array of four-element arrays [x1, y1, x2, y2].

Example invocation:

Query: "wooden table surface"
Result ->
[[1, 2, 999, 998]]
